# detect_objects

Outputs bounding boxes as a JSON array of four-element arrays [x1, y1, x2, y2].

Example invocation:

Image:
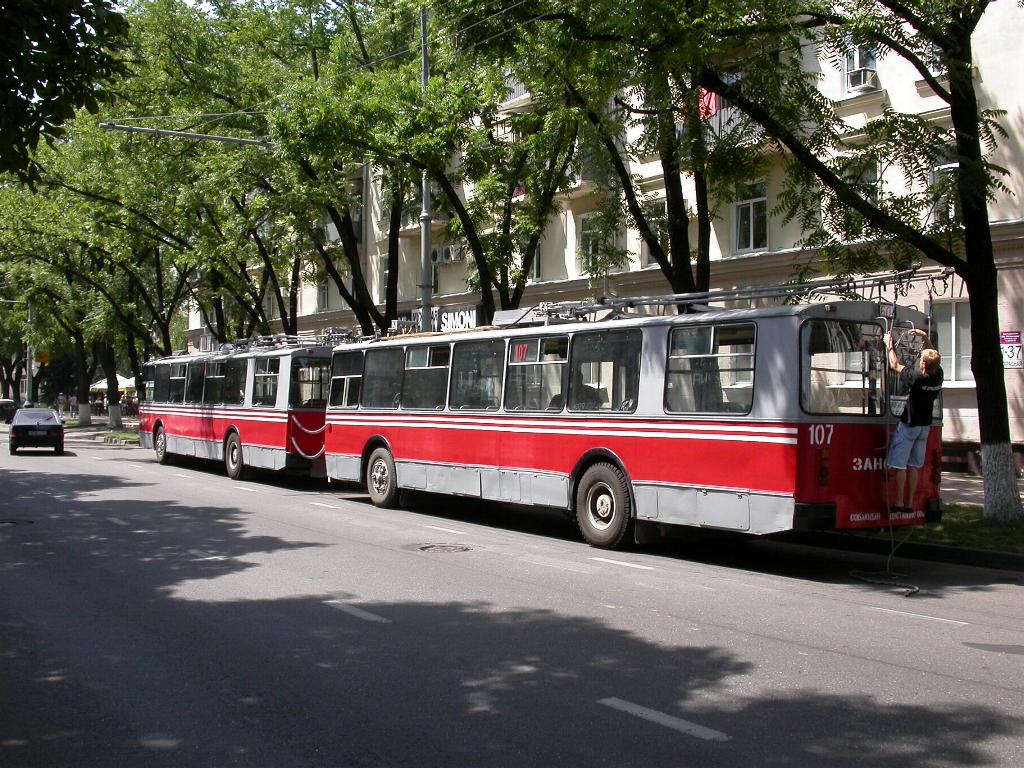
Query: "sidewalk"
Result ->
[[940, 472, 1024, 507]]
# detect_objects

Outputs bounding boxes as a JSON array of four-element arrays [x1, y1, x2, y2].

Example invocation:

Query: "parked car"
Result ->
[[9, 408, 64, 455], [0, 398, 17, 423]]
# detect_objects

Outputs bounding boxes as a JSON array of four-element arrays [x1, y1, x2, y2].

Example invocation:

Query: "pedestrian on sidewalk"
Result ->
[[884, 328, 944, 514], [56, 392, 66, 418]]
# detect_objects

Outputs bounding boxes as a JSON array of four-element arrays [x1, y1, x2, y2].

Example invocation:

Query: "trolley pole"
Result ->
[[418, 8, 433, 332]]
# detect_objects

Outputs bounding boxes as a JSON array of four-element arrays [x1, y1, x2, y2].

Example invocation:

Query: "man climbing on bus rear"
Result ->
[[883, 328, 943, 515]]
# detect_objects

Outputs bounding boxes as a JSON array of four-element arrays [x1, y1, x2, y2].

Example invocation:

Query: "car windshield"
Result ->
[[12, 409, 59, 425]]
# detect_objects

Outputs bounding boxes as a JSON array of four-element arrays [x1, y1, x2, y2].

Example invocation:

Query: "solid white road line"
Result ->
[[598, 698, 730, 742], [324, 600, 391, 624], [588, 557, 655, 571], [310, 501, 340, 509], [867, 606, 969, 626], [235, 486, 259, 493], [423, 525, 467, 535], [174, 473, 191, 479]]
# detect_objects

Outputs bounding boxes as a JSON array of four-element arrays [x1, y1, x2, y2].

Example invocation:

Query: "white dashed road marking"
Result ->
[[324, 601, 391, 624], [867, 607, 968, 626], [107, 517, 129, 526], [423, 525, 467, 535], [598, 698, 730, 742], [310, 501, 340, 509], [589, 557, 655, 571]]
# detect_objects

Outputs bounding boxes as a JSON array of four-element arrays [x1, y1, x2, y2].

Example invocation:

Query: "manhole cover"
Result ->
[[418, 543, 471, 553]]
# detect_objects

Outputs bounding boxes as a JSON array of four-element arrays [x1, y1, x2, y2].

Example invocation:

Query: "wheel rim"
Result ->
[[585, 481, 615, 531], [155, 430, 165, 457], [370, 458, 390, 496], [228, 441, 239, 470]]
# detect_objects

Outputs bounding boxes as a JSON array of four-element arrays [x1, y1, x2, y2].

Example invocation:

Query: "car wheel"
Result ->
[[575, 462, 633, 549], [366, 447, 399, 508], [54, 443, 64, 456], [8, 444, 15, 455], [224, 432, 247, 480]]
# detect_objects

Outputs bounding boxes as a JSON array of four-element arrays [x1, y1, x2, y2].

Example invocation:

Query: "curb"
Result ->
[[790, 531, 1024, 572]]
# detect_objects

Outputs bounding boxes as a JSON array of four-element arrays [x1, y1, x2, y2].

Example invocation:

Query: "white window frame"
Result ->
[[932, 300, 973, 383], [845, 45, 878, 92], [734, 181, 767, 254], [928, 146, 959, 226]]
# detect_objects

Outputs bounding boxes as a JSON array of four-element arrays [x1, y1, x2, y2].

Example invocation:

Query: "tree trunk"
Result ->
[[98, 342, 123, 429], [73, 329, 92, 427], [948, 30, 1022, 522]]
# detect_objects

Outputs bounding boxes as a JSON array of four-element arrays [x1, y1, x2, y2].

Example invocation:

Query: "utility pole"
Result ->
[[418, 8, 433, 332], [25, 299, 33, 403]]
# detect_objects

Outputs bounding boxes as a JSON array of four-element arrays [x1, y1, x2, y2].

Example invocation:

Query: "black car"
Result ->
[[0, 399, 16, 423], [9, 408, 64, 455]]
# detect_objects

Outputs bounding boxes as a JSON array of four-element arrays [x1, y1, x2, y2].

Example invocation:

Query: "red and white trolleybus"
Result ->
[[324, 279, 945, 548], [139, 336, 332, 479]]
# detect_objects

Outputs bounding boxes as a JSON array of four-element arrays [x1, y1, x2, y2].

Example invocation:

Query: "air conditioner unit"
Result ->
[[431, 246, 457, 265], [847, 68, 878, 92]]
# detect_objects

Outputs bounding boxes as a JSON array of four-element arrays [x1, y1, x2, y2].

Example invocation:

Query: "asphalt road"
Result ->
[[2, 441, 1023, 767]]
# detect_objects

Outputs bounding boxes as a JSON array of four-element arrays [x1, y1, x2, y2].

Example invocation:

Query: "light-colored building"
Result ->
[[189, 5, 1023, 465]]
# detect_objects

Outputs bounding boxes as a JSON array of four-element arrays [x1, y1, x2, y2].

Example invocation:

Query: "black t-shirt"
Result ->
[[899, 366, 943, 426]]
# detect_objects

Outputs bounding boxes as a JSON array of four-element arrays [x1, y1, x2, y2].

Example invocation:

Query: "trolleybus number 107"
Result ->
[[808, 423, 834, 446]]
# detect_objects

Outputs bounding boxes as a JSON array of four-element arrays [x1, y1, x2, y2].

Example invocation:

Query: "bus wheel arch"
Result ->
[[571, 451, 635, 549]]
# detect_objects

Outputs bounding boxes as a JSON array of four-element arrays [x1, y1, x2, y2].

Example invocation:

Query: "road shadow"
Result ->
[[1, 470, 1021, 767]]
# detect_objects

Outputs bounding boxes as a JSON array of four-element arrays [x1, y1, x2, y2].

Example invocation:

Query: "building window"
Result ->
[[845, 45, 878, 92], [932, 300, 972, 382], [317, 280, 329, 313], [735, 181, 767, 253], [263, 293, 279, 320], [378, 255, 389, 303], [579, 214, 601, 268], [928, 145, 959, 226], [526, 241, 542, 282]]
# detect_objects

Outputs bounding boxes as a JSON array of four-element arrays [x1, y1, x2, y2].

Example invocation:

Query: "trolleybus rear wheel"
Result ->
[[225, 432, 247, 480], [366, 447, 399, 508], [576, 462, 632, 548], [154, 426, 170, 465]]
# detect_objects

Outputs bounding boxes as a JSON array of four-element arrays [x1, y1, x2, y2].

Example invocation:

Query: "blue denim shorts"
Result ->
[[887, 422, 930, 470]]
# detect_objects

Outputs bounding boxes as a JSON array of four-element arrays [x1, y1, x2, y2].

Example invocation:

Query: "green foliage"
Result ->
[[0, 0, 129, 183]]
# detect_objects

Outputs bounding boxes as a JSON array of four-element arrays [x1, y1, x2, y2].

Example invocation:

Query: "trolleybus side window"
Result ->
[[142, 364, 155, 403], [154, 364, 171, 402], [666, 323, 755, 414], [403, 345, 450, 410], [362, 348, 404, 409], [185, 361, 206, 404], [168, 363, 187, 403], [203, 362, 225, 404], [569, 329, 641, 412], [801, 319, 883, 416], [504, 336, 569, 411], [329, 351, 363, 409], [223, 358, 247, 405], [450, 340, 504, 410], [290, 356, 330, 408], [253, 357, 280, 407]]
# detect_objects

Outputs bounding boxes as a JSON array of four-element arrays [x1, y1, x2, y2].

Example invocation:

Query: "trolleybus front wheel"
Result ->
[[154, 426, 170, 465], [224, 432, 247, 480], [366, 447, 399, 508], [576, 462, 632, 548]]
